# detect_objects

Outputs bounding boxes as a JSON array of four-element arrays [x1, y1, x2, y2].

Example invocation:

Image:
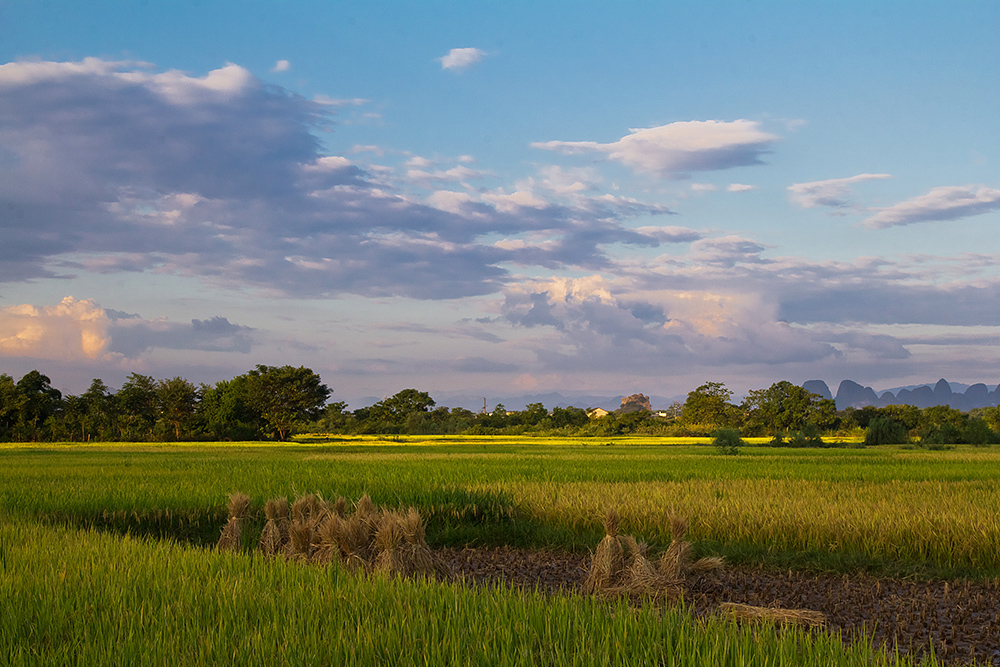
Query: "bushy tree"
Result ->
[[864, 417, 909, 446], [116, 373, 158, 440], [961, 418, 997, 446], [157, 377, 198, 440], [14, 370, 62, 441], [741, 381, 826, 437], [682, 382, 737, 427], [198, 376, 265, 440], [244, 365, 331, 440], [712, 427, 743, 455]]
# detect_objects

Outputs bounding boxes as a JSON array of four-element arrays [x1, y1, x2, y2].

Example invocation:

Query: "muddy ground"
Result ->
[[438, 546, 1000, 665]]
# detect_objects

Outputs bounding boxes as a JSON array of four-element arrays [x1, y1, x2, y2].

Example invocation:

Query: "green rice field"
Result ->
[[4, 436, 998, 665]]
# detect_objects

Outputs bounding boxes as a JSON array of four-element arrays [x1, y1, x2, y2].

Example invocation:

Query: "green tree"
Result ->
[[157, 377, 198, 440], [14, 370, 62, 441], [741, 381, 824, 438], [197, 376, 265, 440], [363, 388, 435, 433], [864, 417, 909, 446], [82, 379, 116, 441], [116, 373, 158, 440], [681, 382, 737, 427], [712, 427, 743, 455], [244, 365, 331, 440], [0, 373, 20, 440]]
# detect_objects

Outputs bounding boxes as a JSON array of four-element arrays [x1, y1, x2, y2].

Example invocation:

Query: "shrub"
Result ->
[[787, 423, 825, 447], [961, 418, 997, 447], [712, 428, 743, 455], [920, 423, 959, 449], [864, 417, 908, 446]]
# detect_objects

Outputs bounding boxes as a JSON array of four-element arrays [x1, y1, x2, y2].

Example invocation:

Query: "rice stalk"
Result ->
[[718, 602, 827, 628]]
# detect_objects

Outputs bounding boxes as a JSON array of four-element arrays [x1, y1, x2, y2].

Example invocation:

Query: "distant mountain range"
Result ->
[[804, 379, 1000, 410]]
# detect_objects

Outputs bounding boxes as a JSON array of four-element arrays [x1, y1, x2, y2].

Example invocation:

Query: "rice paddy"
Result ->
[[2, 436, 998, 664]]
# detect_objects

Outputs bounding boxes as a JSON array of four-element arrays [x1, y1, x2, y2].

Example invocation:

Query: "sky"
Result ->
[[1, 0, 999, 407]]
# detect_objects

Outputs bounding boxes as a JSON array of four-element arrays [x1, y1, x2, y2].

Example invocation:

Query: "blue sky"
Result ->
[[1, 1, 998, 405]]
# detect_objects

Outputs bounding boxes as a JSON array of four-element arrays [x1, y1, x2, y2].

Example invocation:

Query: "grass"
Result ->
[[3, 437, 999, 578], [0, 517, 940, 666]]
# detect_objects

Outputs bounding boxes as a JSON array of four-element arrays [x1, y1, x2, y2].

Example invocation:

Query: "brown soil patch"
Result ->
[[438, 546, 1000, 665]]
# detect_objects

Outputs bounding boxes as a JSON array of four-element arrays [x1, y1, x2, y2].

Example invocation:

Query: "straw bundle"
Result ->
[[373, 513, 408, 575], [258, 497, 290, 556], [584, 508, 724, 601], [311, 514, 343, 564], [719, 602, 827, 628], [217, 492, 251, 552], [286, 521, 314, 561], [584, 511, 626, 594], [225, 491, 448, 579], [332, 496, 348, 518], [398, 507, 446, 577]]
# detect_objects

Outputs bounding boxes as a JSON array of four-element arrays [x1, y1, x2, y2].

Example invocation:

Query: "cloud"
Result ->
[[531, 120, 779, 178], [727, 183, 755, 193], [0, 296, 110, 360], [864, 185, 1000, 228], [108, 314, 255, 357], [271, 59, 291, 72], [500, 275, 839, 374], [0, 296, 254, 362], [788, 173, 892, 211], [454, 357, 518, 373], [438, 48, 486, 71], [689, 236, 769, 268], [1, 58, 686, 301]]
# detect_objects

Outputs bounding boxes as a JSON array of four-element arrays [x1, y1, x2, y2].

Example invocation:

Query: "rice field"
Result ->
[[2, 436, 998, 665], [1, 517, 938, 666]]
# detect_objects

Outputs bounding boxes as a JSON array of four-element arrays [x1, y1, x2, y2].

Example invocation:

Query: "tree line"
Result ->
[[3, 369, 1000, 444], [0, 366, 330, 442], [678, 380, 1000, 446]]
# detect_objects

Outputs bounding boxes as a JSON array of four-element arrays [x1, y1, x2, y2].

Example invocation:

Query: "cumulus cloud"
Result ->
[[0, 296, 110, 360], [0, 297, 254, 362], [0, 57, 684, 300], [727, 183, 755, 193], [272, 59, 291, 72], [500, 275, 839, 374], [788, 173, 892, 210], [531, 120, 779, 178], [864, 185, 1000, 228], [438, 47, 486, 71]]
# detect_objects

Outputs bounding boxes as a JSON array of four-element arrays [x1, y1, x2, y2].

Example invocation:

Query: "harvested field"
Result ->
[[440, 546, 1000, 665]]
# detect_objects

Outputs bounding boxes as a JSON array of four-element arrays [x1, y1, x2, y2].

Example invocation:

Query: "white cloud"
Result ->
[[314, 95, 368, 107], [690, 183, 717, 193], [727, 183, 755, 192], [438, 47, 486, 71], [788, 173, 892, 210], [272, 59, 291, 72], [0, 296, 257, 362], [864, 185, 1000, 229], [0, 297, 110, 360], [531, 120, 779, 178]]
